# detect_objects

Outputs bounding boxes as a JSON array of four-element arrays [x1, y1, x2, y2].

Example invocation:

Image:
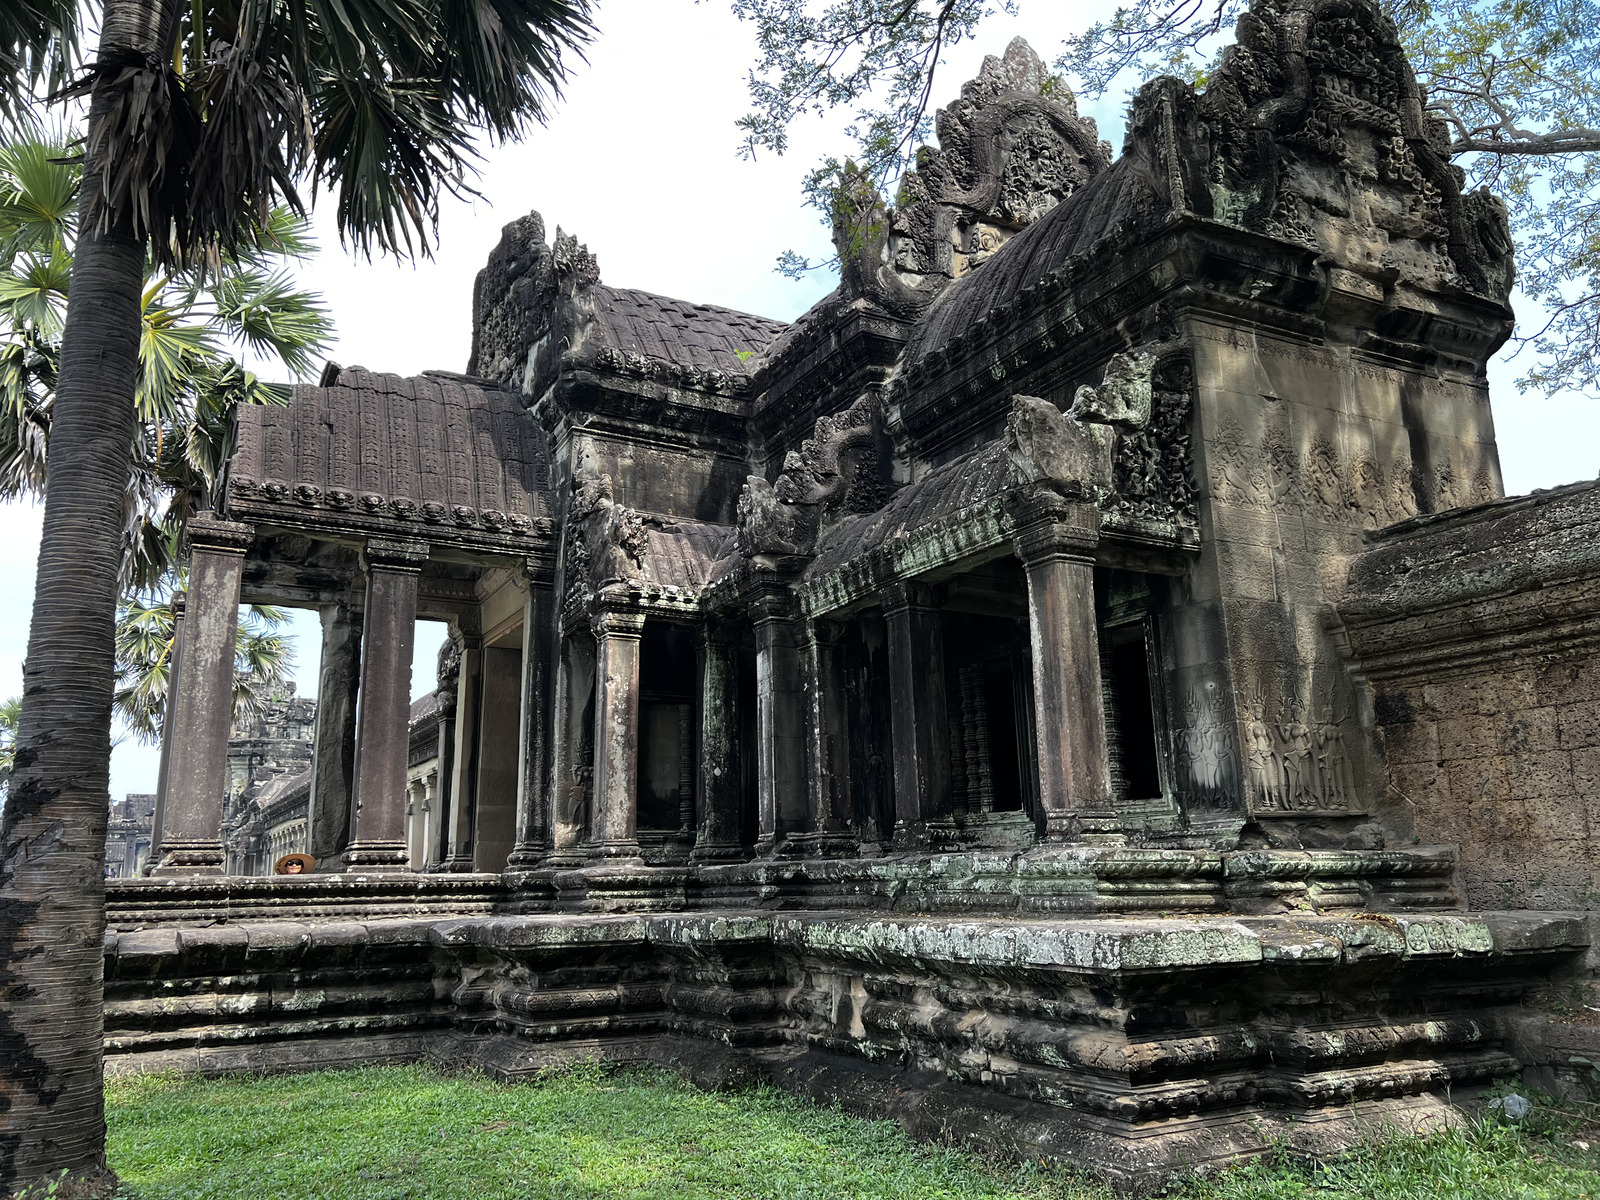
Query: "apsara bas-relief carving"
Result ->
[[1242, 687, 1358, 814]]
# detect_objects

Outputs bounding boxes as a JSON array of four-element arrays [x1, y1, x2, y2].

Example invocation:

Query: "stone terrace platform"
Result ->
[[102, 895, 1586, 1189]]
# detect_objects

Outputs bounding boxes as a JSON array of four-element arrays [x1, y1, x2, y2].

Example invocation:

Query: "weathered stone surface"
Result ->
[[125, 0, 1600, 1182]]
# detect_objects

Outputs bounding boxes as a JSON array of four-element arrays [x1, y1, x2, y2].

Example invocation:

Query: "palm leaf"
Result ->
[[0, 133, 78, 253], [0, 245, 72, 334]]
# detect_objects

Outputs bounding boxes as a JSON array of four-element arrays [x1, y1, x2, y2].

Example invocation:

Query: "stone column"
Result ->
[[308, 600, 362, 869], [802, 619, 853, 850], [429, 639, 460, 867], [419, 770, 437, 871], [343, 538, 427, 871], [692, 621, 744, 861], [882, 581, 951, 851], [147, 590, 186, 872], [750, 589, 807, 855], [151, 517, 253, 875], [547, 630, 596, 865], [590, 608, 646, 859], [405, 780, 423, 868], [1012, 495, 1120, 842], [508, 574, 557, 870], [440, 631, 481, 870]]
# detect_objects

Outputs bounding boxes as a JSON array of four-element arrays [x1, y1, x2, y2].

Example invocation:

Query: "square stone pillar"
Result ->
[[146, 589, 186, 873], [420, 770, 438, 870], [509, 573, 557, 870], [151, 517, 253, 875], [591, 607, 646, 859], [750, 589, 807, 855], [802, 619, 853, 851], [343, 538, 427, 871], [882, 581, 951, 851], [546, 629, 596, 865], [1012, 493, 1120, 843], [308, 600, 361, 870], [692, 621, 744, 861], [439, 630, 481, 871]]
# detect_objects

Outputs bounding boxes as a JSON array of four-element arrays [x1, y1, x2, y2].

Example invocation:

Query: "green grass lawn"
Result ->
[[104, 1063, 1600, 1200]]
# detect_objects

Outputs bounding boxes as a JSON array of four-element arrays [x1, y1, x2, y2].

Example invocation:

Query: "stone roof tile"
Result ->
[[230, 368, 553, 544], [593, 286, 787, 375]]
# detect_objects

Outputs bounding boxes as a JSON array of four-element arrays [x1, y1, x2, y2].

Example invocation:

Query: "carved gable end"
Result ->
[[835, 38, 1113, 316], [467, 211, 604, 399], [1198, 0, 1514, 299]]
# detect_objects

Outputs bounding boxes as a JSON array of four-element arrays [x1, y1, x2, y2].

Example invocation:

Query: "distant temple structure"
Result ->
[[105, 0, 1600, 1184]]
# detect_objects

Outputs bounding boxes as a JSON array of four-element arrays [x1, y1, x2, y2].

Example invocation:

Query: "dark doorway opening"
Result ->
[[638, 621, 696, 835], [1103, 623, 1162, 803]]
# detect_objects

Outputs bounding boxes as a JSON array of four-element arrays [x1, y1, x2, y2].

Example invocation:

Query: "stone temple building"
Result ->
[[215, 684, 443, 875], [106, 0, 1600, 1184]]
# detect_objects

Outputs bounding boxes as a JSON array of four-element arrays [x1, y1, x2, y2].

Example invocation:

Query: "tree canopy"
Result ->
[[0, 131, 333, 588], [731, 0, 1600, 394]]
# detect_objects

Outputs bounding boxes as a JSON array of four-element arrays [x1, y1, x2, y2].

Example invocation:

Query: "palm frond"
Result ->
[[0, 0, 80, 133], [0, 133, 78, 253], [0, 245, 72, 334], [207, 267, 332, 376], [433, 0, 594, 138]]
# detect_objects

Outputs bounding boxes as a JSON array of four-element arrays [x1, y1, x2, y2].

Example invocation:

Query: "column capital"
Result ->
[[363, 537, 429, 572], [1010, 490, 1101, 566], [696, 618, 739, 651], [739, 573, 801, 627], [592, 608, 646, 640], [880, 579, 936, 617], [188, 514, 254, 555]]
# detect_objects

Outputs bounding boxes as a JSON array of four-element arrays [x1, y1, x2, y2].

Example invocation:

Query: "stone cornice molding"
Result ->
[[591, 609, 647, 640], [880, 580, 937, 617]]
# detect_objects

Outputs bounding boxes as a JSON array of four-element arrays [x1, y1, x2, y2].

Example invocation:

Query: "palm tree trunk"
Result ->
[[0, 0, 178, 1192]]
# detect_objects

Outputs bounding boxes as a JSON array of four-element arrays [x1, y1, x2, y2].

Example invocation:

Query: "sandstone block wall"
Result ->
[[1341, 481, 1600, 931]]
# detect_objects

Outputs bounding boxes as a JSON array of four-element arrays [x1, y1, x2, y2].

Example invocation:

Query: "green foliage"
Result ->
[[737, 0, 1600, 395], [0, 130, 334, 589], [25, 0, 597, 266], [102, 1065, 1600, 1200], [105, 1063, 1106, 1200], [114, 588, 295, 745], [727, 0, 1019, 277], [0, 694, 20, 798]]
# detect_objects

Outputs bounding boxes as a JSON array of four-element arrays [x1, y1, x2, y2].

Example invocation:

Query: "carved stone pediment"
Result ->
[[563, 459, 649, 610], [835, 38, 1112, 316], [1195, 0, 1513, 299], [468, 211, 602, 396], [1009, 349, 1197, 527], [1005, 395, 1114, 500]]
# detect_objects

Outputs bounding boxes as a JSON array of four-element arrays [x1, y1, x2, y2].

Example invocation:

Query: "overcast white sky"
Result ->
[[0, 0, 1592, 802]]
